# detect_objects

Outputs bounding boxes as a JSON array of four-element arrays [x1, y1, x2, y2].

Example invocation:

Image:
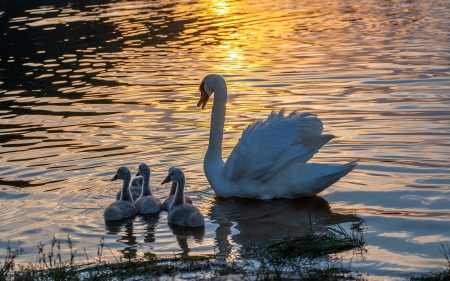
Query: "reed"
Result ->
[[0, 221, 446, 280], [408, 242, 450, 281]]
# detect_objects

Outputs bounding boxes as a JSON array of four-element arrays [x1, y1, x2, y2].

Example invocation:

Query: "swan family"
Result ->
[[104, 74, 358, 225]]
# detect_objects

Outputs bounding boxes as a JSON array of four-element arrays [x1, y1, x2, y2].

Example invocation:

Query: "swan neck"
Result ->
[[171, 178, 185, 206], [205, 81, 227, 166], [120, 174, 133, 202], [141, 172, 152, 196], [169, 182, 177, 196]]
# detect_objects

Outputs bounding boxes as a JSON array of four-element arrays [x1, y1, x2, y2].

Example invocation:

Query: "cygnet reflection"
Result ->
[[208, 196, 362, 257], [140, 213, 161, 244], [104, 213, 161, 259], [169, 223, 205, 256], [104, 217, 137, 259]]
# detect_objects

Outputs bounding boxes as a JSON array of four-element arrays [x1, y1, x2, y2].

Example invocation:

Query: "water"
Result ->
[[0, 0, 449, 279]]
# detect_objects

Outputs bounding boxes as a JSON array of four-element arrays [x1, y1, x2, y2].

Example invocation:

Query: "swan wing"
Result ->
[[222, 110, 334, 183]]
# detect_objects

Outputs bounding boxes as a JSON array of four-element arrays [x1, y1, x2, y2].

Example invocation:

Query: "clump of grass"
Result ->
[[0, 241, 24, 281], [409, 242, 450, 281], [0, 218, 374, 280], [239, 218, 367, 281]]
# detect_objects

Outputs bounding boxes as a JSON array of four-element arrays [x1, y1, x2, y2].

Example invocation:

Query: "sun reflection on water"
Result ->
[[209, 0, 231, 15]]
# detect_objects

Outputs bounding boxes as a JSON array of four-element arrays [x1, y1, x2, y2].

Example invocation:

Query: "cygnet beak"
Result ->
[[161, 175, 171, 185], [197, 82, 210, 109], [136, 171, 140, 176], [111, 174, 118, 181]]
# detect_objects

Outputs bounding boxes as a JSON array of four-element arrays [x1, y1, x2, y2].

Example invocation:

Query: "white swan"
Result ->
[[104, 166, 138, 221], [162, 168, 193, 211], [197, 74, 358, 199], [161, 167, 204, 227], [116, 176, 142, 201], [134, 163, 162, 214]]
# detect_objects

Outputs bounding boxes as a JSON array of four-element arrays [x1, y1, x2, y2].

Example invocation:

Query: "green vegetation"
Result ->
[[0, 219, 367, 281], [408, 242, 450, 281], [0, 222, 448, 281]]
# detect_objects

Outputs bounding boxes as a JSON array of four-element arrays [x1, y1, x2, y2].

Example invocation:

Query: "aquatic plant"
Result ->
[[1, 224, 448, 280], [239, 217, 367, 280], [0, 225, 367, 281], [0, 241, 23, 281], [409, 242, 450, 281]]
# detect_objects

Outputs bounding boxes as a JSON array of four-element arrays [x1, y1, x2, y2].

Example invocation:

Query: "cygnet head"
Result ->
[[161, 167, 184, 184], [111, 166, 130, 181], [136, 163, 150, 177], [197, 74, 224, 109]]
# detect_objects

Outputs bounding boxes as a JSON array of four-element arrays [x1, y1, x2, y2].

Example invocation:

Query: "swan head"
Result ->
[[197, 74, 224, 109], [111, 166, 131, 181], [136, 163, 150, 177], [161, 167, 184, 184]]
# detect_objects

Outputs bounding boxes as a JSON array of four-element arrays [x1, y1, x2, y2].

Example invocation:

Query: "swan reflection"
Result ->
[[208, 196, 361, 257]]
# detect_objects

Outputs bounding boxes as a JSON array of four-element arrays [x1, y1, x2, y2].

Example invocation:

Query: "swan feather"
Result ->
[[223, 110, 334, 183], [198, 74, 358, 199]]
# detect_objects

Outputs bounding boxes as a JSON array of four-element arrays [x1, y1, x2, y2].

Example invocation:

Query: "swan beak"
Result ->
[[136, 171, 140, 176], [197, 82, 210, 109], [161, 175, 171, 185], [111, 174, 118, 181]]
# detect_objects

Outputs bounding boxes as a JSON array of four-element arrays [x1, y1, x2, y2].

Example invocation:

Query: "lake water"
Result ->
[[0, 0, 449, 279]]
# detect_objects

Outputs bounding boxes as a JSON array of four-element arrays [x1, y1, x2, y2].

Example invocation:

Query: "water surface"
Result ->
[[1, 0, 450, 279]]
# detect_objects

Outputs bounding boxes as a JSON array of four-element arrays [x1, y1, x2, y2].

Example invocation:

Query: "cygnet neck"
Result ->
[[171, 177, 186, 206], [141, 171, 152, 197], [169, 182, 177, 196], [120, 173, 133, 202]]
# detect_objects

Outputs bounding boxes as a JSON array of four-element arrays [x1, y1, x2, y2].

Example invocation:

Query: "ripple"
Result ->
[[0, 0, 449, 278]]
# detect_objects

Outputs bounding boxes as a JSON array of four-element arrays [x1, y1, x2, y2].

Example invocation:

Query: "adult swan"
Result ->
[[197, 74, 358, 199]]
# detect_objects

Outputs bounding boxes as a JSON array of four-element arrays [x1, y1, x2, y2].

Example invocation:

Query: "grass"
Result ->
[[0, 220, 448, 281], [239, 218, 367, 280], [408, 242, 450, 281], [0, 219, 368, 281]]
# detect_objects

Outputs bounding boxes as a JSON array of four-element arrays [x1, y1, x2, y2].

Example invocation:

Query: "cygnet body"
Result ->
[[162, 181, 193, 211], [104, 166, 138, 221], [161, 167, 204, 227], [134, 163, 162, 214]]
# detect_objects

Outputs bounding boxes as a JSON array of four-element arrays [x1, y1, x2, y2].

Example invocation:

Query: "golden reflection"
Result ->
[[361, 246, 447, 270], [210, 0, 230, 15]]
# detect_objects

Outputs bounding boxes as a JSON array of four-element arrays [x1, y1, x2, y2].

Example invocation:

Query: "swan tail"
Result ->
[[314, 160, 359, 192]]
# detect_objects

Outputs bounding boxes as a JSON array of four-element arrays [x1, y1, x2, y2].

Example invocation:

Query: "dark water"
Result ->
[[1, 0, 450, 279]]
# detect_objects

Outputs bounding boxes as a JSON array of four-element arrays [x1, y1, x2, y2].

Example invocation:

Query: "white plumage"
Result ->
[[197, 74, 358, 199]]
